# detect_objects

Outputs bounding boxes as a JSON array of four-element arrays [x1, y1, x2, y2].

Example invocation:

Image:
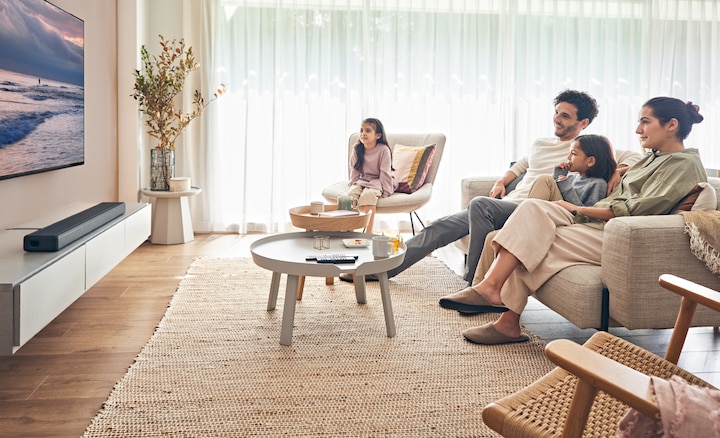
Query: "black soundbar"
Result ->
[[24, 202, 126, 252]]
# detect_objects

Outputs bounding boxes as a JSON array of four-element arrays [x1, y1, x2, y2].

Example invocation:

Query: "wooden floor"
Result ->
[[1, 233, 718, 437]]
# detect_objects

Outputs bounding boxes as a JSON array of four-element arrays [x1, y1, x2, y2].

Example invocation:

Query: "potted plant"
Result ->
[[133, 35, 225, 191]]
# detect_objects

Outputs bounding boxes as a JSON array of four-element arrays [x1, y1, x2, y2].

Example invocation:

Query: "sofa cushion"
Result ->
[[674, 182, 718, 213], [692, 182, 718, 211], [674, 184, 704, 212], [392, 144, 436, 193]]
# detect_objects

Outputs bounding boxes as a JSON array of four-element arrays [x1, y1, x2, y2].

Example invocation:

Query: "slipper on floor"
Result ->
[[462, 323, 529, 345], [457, 309, 489, 316], [439, 287, 508, 314]]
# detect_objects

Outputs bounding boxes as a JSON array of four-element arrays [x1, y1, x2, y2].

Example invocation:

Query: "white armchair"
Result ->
[[322, 133, 445, 234]]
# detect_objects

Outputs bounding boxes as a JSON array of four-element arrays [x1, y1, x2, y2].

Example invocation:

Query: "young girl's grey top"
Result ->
[[556, 174, 608, 206]]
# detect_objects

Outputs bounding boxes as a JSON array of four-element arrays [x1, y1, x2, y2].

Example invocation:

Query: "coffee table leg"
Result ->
[[280, 274, 300, 346], [377, 272, 396, 337], [354, 275, 367, 304], [267, 271, 282, 311]]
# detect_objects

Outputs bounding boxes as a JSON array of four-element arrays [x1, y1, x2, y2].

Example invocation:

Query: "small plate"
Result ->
[[343, 238, 370, 248]]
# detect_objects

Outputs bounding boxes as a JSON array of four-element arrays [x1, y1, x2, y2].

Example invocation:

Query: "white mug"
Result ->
[[372, 236, 393, 258], [309, 201, 324, 215]]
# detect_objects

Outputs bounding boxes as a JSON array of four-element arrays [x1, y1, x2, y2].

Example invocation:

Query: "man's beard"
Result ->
[[555, 123, 579, 139]]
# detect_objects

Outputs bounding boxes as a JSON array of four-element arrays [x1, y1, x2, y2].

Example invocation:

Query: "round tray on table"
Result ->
[[289, 205, 371, 231]]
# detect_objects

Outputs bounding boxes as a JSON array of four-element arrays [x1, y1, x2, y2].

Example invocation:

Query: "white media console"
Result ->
[[0, 202, 151, 354]]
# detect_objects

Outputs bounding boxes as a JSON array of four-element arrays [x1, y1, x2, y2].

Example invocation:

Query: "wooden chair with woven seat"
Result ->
[[482, 274, 718, 438]]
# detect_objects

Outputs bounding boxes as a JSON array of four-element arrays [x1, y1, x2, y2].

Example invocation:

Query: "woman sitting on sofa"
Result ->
[[456, 96, 708, 345]]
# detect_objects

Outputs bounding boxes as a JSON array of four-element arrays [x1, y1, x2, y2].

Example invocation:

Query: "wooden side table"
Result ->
[[141, 187, 202, 244], [289, 205, 372, 297], [288, 205, 371, 232]]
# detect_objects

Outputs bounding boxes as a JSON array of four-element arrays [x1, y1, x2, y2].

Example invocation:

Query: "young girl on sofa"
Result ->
[[347, 118, 397, 233], [527, 134, 617, 206]]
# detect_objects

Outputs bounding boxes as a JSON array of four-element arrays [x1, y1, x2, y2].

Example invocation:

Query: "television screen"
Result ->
[[0, 0, 84, 180]]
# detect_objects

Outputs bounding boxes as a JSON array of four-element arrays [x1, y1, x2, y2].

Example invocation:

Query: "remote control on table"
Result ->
[[308, 254, 358, 264]]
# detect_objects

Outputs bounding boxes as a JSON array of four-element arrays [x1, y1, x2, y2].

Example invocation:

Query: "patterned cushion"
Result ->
[[392, 144, 436, 193]]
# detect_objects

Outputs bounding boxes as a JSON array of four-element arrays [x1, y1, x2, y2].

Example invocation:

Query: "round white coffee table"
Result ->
[[250, 231, 406, 346]]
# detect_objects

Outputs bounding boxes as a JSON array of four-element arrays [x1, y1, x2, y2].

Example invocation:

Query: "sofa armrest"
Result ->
[[602, 215, 720, 329], [455, 177, 499, 255], [460, 177, 499, 209]]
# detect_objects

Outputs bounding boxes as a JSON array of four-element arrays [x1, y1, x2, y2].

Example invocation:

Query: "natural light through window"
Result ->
[[190, 0, 720, 233]]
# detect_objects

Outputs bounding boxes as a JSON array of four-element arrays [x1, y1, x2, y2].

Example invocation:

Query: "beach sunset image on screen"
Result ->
[[0, 0, 84, 180]]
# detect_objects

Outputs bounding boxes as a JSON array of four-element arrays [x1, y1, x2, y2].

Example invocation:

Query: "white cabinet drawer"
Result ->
[[16, 248, 85, 347], [125, 204, 151, 256], [86, 221, 125, 287]]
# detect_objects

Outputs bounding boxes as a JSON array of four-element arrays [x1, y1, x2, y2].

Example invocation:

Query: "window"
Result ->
[[194, 0, 720, 232]]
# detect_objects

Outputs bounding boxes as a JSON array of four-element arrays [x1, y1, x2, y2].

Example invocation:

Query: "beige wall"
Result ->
[[0, 0, 132, 230], [118, 0, 141, 204], [0, 0, 199, 230]]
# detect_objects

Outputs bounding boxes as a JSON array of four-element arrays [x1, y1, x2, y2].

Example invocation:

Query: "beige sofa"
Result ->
[[456, 175, 720, 330]]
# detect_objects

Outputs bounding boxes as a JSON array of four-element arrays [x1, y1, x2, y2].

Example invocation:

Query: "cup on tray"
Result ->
[[372, 235, 393, 258], [383, 230, 402, 252], [309, 201, 324, 215], [337, 195, 359, 211]]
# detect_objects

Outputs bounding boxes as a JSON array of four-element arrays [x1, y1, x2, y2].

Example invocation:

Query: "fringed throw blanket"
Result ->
[[680, 210, 720, 275]]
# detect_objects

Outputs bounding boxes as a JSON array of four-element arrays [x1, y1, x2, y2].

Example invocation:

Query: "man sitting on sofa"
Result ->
[[340, 89, 641, 284]]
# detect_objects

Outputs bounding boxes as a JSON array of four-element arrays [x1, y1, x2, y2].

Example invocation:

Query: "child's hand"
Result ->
[[552, 165, 569, 181]]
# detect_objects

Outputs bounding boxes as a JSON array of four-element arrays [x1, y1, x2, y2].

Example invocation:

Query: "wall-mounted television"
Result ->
[[0, 0, 84, 180]]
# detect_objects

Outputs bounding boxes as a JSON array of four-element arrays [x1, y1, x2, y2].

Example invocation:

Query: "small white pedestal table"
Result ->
[[141, 187, 202, 244], [250, 231, 406, 346]]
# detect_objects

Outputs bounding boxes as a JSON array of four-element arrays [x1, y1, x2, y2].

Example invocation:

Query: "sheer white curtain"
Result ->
[[190, 0, 720, 233]]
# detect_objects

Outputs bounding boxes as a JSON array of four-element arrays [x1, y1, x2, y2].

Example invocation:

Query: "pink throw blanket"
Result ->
[[616, 375, 720, 437]]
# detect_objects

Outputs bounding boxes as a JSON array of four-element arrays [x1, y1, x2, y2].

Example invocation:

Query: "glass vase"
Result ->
[[150, 148, 175, 191]]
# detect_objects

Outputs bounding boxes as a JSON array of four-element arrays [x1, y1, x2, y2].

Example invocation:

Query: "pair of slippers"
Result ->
[[440, 288, 528, 345]]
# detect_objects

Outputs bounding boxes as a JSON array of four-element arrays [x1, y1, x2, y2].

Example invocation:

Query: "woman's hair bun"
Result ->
[[686, 101, 704, 124]]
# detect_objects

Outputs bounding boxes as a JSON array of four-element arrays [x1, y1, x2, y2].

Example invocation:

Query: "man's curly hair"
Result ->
[[554, 90, 599, 125]]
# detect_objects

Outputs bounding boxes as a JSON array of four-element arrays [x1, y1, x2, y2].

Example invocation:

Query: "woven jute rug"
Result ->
[[84, 257, 553, 437]]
